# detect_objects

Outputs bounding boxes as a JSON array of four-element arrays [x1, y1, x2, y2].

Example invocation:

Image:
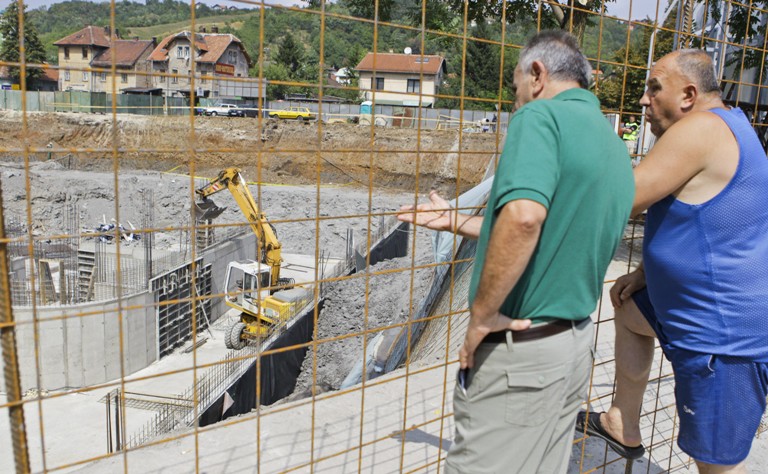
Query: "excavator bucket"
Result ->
[[194, 200, 227, 221]]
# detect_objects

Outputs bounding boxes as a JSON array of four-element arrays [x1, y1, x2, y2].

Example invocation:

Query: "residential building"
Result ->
[[54, 26, 155, 94], [0, 66, 58, 91], [148, 29, 256, 99], [90, 40, 156, 94], [355, 52, 446, 107]]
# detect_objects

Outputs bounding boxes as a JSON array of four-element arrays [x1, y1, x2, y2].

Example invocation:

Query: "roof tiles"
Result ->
[[147, 32, 249, 65], [54, 26, 111, 47], [355, 53, 445, 75], [91, 40, 155, 67]]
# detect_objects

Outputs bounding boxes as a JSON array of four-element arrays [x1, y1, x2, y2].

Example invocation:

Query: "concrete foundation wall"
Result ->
[[9, 291, 156, 392], [1, 232, 256, 393]]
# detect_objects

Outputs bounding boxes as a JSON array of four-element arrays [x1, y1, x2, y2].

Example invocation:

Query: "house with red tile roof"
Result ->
[[54, 26, 155, 94], [355, 52, 446, 107], [147, 28, 253, 99]]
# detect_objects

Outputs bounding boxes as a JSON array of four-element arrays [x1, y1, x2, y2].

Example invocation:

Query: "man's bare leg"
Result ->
[[695, 461, 747, 474], [600, 298, 657, 447]]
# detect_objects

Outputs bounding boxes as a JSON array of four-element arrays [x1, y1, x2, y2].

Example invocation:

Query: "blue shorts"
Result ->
[[632, 288, 768, 465]]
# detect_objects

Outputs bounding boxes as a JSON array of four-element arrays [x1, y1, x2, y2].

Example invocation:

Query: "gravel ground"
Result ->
[[290, 227, 435, 397]]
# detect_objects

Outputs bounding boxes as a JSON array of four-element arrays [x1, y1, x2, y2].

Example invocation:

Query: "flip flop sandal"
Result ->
[[575, 410, 646, 460]]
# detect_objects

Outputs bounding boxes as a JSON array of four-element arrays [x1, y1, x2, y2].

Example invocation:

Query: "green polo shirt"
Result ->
[[468, 88, 634, 323]]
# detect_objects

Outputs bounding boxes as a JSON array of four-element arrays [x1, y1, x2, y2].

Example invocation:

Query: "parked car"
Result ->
[[269, 106, 313, 121], [227, 105, 258, 118], [203, 103, 239, 116]]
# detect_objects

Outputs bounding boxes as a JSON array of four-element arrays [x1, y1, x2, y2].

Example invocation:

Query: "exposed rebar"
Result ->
[[0, 177, 31, 473]]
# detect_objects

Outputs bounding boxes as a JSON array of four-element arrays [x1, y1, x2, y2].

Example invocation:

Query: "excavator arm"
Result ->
[[195, 168, 283, 288]]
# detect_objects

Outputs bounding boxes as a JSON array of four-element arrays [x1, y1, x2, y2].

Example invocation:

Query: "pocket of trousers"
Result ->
[[505, 366, 567, 426]]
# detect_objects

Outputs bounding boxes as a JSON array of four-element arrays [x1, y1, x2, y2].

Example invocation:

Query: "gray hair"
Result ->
[[518, 30, 592, 89], [674, 49, 720, 94]]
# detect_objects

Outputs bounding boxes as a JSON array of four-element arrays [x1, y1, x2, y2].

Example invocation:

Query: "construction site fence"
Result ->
[[0, 89, 510, 129]]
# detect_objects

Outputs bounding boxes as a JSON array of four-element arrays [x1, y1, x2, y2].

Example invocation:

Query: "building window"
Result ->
[[64, 47, 70, 60], [64, 70, 70, 81], [100, 72, 106, 81], [82, 71, 89, 81], [82, 47, 88, 59], [371, 77, 384, 90], [177, 46, 184, 58], [228, 50, 237, 63], [121, 73, 128, 83], [407, 79, 420, 93], [172, 69, 178, 84], [201, 75, 206, 84], [185, 46, 190, 58]]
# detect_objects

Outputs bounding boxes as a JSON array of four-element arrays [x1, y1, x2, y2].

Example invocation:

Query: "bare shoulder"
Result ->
[[656, 111, 731, 158]]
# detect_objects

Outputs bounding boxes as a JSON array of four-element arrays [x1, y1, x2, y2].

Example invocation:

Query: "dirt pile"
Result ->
[[0, 110, 498, 192]]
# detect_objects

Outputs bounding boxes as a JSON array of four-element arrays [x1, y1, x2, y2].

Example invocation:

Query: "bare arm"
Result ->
[[632, 113, 713, 216], [397, 190, 484, 239], [460, 199, 546, 368]]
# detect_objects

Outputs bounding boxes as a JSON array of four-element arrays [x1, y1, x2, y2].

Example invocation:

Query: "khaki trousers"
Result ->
[[445, 318, 594, 474]]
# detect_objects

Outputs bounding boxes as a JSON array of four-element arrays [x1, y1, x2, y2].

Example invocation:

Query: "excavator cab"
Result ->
[[225, 261, 272, 318]]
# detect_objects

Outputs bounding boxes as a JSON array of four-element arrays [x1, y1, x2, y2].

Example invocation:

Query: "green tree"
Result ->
[[0, 2, 47, 82], [442, 0, 617, 43], [264, 62, 293, 100], [706, 1, 768, 72], [403, 0, 455, 31], [339, 0, 396, 21], [275, 33, 304, 77], [596, 45, 647, 113]]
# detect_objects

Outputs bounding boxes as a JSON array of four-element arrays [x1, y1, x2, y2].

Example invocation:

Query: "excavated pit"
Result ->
[[0, 110, 495, 410]]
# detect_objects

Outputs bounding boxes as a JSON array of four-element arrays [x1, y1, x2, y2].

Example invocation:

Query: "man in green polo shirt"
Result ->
[[398, 30, 634, 473]]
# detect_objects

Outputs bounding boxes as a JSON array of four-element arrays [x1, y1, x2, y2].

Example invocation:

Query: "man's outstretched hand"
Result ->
[[397, 190, 453, 232]]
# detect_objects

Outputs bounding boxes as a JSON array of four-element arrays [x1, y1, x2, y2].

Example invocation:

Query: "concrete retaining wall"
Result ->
[[11, 291, 156, 391], [1, 232, 257, 392]]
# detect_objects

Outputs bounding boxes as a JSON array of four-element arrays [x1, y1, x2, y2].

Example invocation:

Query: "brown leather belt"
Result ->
[[480, 318, 586, 344]]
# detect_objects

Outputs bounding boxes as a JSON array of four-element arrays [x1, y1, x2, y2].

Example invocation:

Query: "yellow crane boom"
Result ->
[[194, 168, 283, 289]]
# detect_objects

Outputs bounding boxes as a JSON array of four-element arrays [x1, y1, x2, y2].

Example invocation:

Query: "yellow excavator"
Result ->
[[195, 168, 304, 349]]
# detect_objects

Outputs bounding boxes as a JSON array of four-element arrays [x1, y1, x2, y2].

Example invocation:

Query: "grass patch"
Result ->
[[125, 12, 257, 39]]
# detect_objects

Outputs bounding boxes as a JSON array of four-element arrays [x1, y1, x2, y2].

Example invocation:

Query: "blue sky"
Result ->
[[3, 0, 663, 20]]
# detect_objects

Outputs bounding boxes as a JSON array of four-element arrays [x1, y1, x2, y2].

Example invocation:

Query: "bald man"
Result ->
[[577, 50, 768, 473]]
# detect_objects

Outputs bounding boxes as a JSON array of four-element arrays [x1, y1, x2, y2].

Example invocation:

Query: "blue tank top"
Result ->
[[643, 107, 768, 361]]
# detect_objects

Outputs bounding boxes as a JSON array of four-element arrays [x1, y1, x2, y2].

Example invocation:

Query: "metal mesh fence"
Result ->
[[1, 0, 768, 473]]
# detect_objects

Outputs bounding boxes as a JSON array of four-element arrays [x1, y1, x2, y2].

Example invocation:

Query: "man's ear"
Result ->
[[531, 60, 546, 96], [681, 83, 697, 111]]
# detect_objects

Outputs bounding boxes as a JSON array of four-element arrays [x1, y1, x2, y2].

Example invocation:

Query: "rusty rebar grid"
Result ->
[[0, 177, 31, 474]]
